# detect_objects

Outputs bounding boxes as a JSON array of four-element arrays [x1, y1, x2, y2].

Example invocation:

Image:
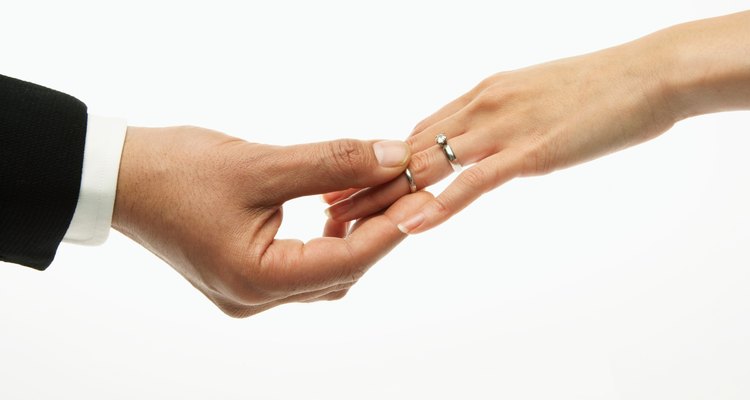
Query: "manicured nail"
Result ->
[[325, 192, 348, 205], [373, 140, 409, 167], [397, 213, 425, 234], [325, 198, 353, 219]]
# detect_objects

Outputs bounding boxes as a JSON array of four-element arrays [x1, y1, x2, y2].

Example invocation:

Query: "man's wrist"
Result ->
[[111, 126, 143, 235], [111, 126, 171, 239]]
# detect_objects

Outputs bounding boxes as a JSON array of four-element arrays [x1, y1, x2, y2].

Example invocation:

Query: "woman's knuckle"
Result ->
[[460, 167, 488, 189], [474, 77, 494, 93], [480, 91, 503, 110], [405, 135, 419, 149], [409, 151, 431, 176], [522, 133, 557, 176], [431, 196, 451, 216]]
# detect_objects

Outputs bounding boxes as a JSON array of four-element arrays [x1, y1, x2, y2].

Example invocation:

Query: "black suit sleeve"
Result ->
[[0, 74, 87, 270]]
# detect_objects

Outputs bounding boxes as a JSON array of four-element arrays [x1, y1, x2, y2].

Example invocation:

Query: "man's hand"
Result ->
[[111, 126, 423, 318]]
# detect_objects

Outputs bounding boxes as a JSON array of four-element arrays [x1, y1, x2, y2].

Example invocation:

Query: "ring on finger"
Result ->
[[404, 167, 417, 193], [436, 133, 462, 172]]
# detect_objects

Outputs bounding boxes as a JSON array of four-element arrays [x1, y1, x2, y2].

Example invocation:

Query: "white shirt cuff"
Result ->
[[63, 115, 127, 245]]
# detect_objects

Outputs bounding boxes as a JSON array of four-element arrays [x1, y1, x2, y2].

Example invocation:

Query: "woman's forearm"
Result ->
[[654, 10, 750, 119]]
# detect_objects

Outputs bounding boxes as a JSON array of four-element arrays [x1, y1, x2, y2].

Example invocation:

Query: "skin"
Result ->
[[324, 10, 750, 234], [109, 11, 749, 318], [111, 126, 428, 318]]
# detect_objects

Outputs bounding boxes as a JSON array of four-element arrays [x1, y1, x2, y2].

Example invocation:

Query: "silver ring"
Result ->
[[404, 167, 417, 193], [436, 133, 462, 172]]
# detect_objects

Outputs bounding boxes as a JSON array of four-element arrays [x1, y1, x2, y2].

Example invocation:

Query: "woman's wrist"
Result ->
[[645, 11, 750, 122]]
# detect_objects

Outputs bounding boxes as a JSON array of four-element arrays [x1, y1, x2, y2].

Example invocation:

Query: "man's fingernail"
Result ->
[[373, 140, 409, 167], [397, 213, 425, 234], [326, 198, 353, 219]]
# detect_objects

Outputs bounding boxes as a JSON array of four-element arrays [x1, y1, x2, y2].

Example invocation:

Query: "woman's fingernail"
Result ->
[[397, 213, 425, 234], [326, 192, 349, 204], [325, 198, 353, 219], [373, 140, 409, 167]]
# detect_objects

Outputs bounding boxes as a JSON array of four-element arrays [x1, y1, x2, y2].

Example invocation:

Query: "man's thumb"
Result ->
[[271, 139, 410, 200]]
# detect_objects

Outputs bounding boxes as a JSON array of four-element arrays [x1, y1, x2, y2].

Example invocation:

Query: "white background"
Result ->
[[2, 1, 749, 399]]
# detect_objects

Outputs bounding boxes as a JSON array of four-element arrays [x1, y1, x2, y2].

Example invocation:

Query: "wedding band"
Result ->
[[404, 167, 417, 193], [436, 133, 462, 172]]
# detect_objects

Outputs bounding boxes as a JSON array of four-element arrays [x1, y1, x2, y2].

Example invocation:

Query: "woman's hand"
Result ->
[[325, 42, 677, 232], [324, 10, 750, 234]]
